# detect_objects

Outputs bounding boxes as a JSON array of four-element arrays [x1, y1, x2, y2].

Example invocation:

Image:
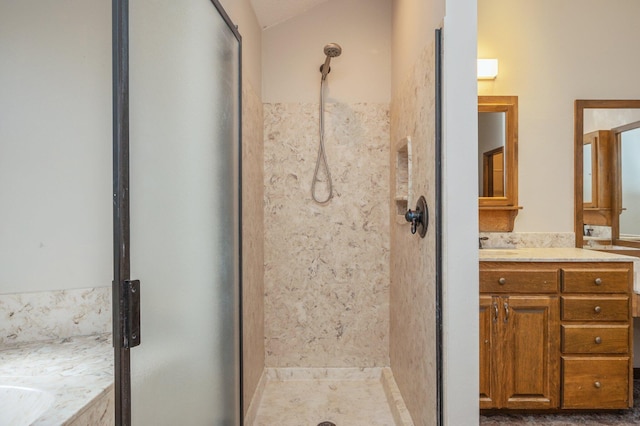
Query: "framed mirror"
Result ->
[[478, 96, 520, 231], [574, 100, 640, 248]]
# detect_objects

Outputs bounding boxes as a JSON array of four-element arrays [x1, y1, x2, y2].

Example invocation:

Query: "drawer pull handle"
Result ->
[[594, 306, 602, 313], [498, 277, 506, 285], [595, 336, 602, 344], [594, 381, 601, 389], [594, 277, 603, 285]]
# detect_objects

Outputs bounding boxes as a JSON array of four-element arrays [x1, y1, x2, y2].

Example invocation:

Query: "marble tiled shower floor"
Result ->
[[480, 378, 640, 425], [251, 368, 412, 425]]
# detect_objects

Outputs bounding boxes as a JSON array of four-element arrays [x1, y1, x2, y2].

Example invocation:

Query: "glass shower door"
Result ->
[[113, 0, 241, 424]]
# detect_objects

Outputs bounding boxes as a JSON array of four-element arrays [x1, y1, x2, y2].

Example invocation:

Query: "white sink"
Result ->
[[0, 385, 54, 426]]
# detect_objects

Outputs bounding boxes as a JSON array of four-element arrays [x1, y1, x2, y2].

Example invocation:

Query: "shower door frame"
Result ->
[[111, 0, 243, 423]]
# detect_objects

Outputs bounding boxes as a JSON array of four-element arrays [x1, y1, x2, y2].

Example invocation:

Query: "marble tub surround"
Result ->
[[478, 232, 575, 249], [0, 333, 113, 425], [252, 367, 413, 425], [263, 102, 390, 367], [0, 286, 111, 346]]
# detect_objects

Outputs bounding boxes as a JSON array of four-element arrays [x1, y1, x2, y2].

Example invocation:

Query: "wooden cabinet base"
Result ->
[[480, 261, 634, 412], [562, 357, 630, 409]]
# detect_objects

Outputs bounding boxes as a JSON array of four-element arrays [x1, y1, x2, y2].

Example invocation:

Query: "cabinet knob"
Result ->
[[594, 306, 602, 313], [595, 336, 602, 344], [498, 277, 507, 285], [594, 277, 603, 285], [594, 381, 601, 389]]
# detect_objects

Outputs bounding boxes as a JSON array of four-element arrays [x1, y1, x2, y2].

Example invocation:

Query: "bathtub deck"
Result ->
[[250, 368, 413, 425], [0, 333, 113, 425]]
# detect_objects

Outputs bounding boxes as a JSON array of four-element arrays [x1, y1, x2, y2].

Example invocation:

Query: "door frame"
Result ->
[[111, 0, 243, 423]]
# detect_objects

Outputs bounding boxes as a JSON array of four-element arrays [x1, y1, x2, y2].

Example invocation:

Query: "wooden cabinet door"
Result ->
[[501, 295, 560, 410], [479, 296, 498, 409]]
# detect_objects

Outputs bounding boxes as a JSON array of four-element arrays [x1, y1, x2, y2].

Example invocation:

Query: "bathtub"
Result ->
[[0, 333, 113, 425], [0, 385, 54, 426]]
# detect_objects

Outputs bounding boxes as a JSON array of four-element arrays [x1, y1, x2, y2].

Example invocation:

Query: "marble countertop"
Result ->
[[479, 247, 640, 294], [479, 247, 638, 262], [0, 333, 113, 425]]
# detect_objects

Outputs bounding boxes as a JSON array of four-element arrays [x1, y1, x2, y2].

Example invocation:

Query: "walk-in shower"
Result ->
[[312, 43, 342, 204]]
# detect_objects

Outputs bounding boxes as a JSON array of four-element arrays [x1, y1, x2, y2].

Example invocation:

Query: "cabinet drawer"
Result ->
[[561, 296, 629, 321], [480, 269, 558, 293], [561, 269, 629, 293], [562, 356, 630, 409], [561, 325, 629, 354]]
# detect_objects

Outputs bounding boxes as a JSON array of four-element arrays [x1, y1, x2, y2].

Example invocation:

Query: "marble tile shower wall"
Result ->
[[389, 42, 437, 424], [0, 286, 111, 346], [263, 102, 390, 367], [241, 81, 265, 414]]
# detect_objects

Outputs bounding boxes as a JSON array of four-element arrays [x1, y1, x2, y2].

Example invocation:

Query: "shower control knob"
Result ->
[[404, 196, 429, 238], [405, 209, 423, 235]]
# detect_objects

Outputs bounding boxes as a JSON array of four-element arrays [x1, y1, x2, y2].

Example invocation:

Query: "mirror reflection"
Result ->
[[478, 95, 520, 232], [478, 95, 518, 208], [616, 124, 640, 241], [583, 142, 593, 204], [478, 112, 506, 197], [575, 101, 640, 248]]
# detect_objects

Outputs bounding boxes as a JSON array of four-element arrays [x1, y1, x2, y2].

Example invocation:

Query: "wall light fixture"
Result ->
[[477, 59, 498, 80]]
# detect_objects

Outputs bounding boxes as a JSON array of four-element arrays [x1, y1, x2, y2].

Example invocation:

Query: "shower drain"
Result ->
[[317, 422, 336, 426]]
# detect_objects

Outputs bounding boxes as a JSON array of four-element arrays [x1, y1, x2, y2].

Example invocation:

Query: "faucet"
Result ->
[[479, 236, 489, 249]]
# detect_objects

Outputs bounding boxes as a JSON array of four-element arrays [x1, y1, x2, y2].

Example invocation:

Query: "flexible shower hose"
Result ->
[[311, 78, 333, 204]]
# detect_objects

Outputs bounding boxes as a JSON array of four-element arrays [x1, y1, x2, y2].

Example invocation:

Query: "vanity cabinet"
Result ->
[[560, 267, 632, 409], [480, 260, 633, 412], [479, 265, 560, 410]]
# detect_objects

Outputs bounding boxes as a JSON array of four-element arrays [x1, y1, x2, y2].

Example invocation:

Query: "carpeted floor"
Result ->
[[480, 379, 640, 425]]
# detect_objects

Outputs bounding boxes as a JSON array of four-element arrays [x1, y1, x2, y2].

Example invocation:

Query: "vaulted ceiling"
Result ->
[[250, 0, 330, 29]]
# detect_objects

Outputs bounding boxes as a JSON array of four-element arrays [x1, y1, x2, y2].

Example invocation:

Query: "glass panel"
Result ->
[[620, 127, 640, 240], [129, 0, 240, 424], [583, 143, 593, 204]]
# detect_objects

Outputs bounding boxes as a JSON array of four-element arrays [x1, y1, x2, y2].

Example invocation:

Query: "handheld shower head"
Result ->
[[320, 43, 342, 81], [324, 43, 342, 58]]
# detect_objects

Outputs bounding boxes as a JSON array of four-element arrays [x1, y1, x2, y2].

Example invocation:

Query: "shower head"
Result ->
[[324, 43, 342, 58], [320, 43, 342, 81]]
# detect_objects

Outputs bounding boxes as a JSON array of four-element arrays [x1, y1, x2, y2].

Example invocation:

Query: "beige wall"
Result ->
[[478, 0, 640, 232], [262, 0, 392, 103], [0, 0, 112, 294]]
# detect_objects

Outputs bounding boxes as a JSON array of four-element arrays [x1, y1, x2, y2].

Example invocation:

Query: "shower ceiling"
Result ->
[[250, 0, 330, 28]]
